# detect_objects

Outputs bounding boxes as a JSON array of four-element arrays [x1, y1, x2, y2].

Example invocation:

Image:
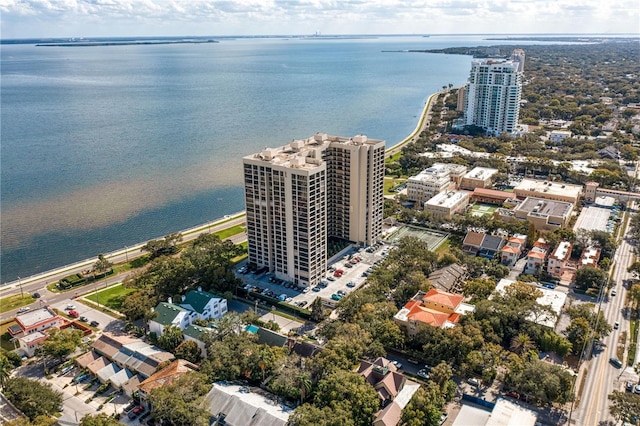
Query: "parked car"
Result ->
[[68, 310, 79, 318], [626, 381, 634, 391], [635, 384, 640, 395], [505, 390, 519, 399], [614, 321, 620, 329], [337, 290, 346, 296], [346, 281, 356, 288], [312, 286, 321, 292], [391, 360, 402, 369], [17, 307, 30, 314], [610, 357, 623, 368], [331, 294, 342, 301], [65, 304, 76, 310], [79, 316, 88, 322], [417, 369, 429, 379], [611, 289, 617, 296], [90, 320, 99, 327], [468, 378, 480, 387]]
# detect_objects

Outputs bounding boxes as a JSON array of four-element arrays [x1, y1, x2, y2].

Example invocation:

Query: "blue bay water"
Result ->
[[1, 35, 537, 282]]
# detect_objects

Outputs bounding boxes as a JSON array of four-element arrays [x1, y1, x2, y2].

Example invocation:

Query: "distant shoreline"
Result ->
[[36, 40, 219, 47]]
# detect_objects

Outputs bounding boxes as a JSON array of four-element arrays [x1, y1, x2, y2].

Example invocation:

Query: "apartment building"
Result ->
[[243, 133, 385, 287], [463, 53, 523, 135], [547, 241, 573, 278]]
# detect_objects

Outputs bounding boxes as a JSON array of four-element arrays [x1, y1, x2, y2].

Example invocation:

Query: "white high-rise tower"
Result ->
[[463, 50, 524, 135]]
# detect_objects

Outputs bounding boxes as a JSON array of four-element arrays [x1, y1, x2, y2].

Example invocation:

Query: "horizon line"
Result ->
[[2, 32, 640, 42]]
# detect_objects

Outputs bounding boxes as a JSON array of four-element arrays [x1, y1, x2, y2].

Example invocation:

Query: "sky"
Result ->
[[1, 0, 639, 39]]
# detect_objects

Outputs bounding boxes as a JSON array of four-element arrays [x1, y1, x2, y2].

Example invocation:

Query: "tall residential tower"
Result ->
[[463, 50, 524, 135], [243, 133, 385, 287]]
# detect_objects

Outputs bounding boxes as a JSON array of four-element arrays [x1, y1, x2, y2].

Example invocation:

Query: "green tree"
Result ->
[[79, 413, 121, 426], [313, 370, 380, 426], [3, 377, 63, 421], [5, 417, 57, 426], [39, 328, 82, 360], [92, 254, 112, 277], [401, 382, 445, 426], [120, 288, 158, 323], [0, 352, 13, 389], [462, 278, 497, 302], [608, 390, 640, 424], [175, 340, 202, 364], [310, 297, 326, 322], [157, 325, 184, 353], [575, 266, 608, 293], [149, 372, 210, 426], [510, 334, 536, 356], [629, 283, 640, 311], [141, 233, 183, 258], [287, 404, 355, 426]]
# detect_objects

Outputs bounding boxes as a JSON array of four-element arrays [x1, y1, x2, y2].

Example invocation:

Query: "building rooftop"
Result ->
[[203, 382, 292, 426], [551, 241, 572, 261], [180, 289, 223, 314], [15, 307, 57, 329], [463, 167, 499, 181], [514, 179, 582, 200], [244, 133, 384, 171], [425, 190, 469, 208], [153, 302, 188, 326], [138, 359, 198, 395], [19, 331, 47, 344], [496, 279, 566, 328], [515, 197, 573, 218]]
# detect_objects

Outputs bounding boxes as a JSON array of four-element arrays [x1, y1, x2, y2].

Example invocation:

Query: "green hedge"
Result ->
[[239, 289, 311, 320]]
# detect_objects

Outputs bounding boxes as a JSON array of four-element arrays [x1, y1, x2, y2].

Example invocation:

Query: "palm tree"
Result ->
[[296, 373, 312, 404], [510, 333, 535, 355]]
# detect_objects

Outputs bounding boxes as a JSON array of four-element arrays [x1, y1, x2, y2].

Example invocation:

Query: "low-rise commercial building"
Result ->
[[424, 190, 470, 219], [513, 179, 582, 205], [498, 197, 573, 231], [9, 307, 63, 339], [470, 187, 516, 205], [407, 165, 452, 204], [549, 130, 572, 143], [459, 167, 499, 190]]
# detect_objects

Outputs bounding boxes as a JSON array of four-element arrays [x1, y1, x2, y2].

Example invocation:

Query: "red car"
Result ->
[[68, 310, 79, 318]]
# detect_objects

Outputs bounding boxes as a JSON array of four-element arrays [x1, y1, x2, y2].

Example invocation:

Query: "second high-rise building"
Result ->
[[463, 50, 524, 136], [243, 133, 385, 287]]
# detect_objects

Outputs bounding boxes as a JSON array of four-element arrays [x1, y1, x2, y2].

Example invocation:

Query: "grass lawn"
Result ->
[[84, 284, 136, 311], [384, 177, 407, 196], [214, 224, 246, 240], [0, 320, 18, 351], [0, 293, 35, 314]]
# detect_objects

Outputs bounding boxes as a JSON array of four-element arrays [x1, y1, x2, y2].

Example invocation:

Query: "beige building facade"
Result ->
[[243, 133, 385, 287], [514, 179, 582, 205], [459, 167, 499, 190]]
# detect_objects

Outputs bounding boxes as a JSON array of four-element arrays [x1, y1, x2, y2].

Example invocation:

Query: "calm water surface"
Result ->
[[1, 35, 540, 281]]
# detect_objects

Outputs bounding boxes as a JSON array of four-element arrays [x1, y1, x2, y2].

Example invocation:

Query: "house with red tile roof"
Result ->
[[393, 289, 475, 334], [524, 238, 550, 275], [499, 234, 527, 266]]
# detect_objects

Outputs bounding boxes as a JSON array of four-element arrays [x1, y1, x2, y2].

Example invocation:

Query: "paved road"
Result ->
[[574, 204, 637, 425]]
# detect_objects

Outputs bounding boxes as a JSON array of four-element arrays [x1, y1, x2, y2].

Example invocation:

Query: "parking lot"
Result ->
[[50, 297, 126, 334], [237, 242, 391, 309]]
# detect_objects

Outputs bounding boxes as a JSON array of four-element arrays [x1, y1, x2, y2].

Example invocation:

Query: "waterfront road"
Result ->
[[574, 204, 638, 425], [1, 212, 247, 309]]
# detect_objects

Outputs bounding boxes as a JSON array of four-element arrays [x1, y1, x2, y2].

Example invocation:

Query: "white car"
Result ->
[[66, 304, 76, 310], [17, 307, 31, 314]]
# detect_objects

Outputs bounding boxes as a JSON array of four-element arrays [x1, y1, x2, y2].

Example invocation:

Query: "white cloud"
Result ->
[[0, 0, 638, 38]]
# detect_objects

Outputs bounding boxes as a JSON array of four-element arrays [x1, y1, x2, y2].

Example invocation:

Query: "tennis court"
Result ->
[[386, 225, 449, 251], [469, 203, 498, 217]]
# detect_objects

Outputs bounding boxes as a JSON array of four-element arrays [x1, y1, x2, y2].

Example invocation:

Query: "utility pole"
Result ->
[[18, 276, 24, 299]]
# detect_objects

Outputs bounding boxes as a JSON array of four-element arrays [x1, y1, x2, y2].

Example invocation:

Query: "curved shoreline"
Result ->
[[2, 89, 444, 290]]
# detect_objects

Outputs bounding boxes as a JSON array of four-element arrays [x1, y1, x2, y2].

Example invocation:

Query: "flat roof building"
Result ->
[[460, 167, 499, 190], [406, 165, 451, 204], [243, 133, 385, 287], [514, 179, 582, 205], [424, 190, 470, 219], [10, 307, 63, 339]]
